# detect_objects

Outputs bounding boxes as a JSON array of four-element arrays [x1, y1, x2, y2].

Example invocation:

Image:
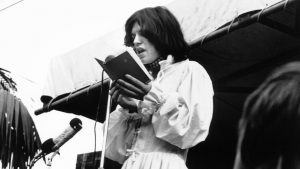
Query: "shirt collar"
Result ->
[[159, 55, 174, 70]]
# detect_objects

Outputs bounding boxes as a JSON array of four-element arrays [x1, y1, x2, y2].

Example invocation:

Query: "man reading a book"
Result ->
[[105, 6, 214, 169]]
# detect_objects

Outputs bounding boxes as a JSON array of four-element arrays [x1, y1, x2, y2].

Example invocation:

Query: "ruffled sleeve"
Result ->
[[105, 106, 141, 164], [139, 61, 214, 149]]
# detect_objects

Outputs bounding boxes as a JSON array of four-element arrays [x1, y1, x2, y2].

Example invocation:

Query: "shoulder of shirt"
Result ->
[[182, 59, 211, 77], [167, 57, 208, 74], [180, 59, 206, 70]]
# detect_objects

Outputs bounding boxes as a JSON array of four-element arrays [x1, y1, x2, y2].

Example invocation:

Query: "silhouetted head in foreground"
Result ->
[[234, 61, 300, 169]]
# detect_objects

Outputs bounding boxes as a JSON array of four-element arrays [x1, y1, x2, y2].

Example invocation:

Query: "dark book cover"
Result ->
[[95, 48, 152, 83]]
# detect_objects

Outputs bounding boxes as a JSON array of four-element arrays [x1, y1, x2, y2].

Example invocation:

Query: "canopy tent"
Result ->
[[38, 0, 281, 100], [34, 0, 300, 168], [36, 0, 282, 119]]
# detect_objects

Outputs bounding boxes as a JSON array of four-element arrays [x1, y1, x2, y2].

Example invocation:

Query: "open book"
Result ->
[[95, 48, 153, 83]]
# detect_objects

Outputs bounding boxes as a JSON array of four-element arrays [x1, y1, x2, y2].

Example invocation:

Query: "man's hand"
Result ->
[[115, 74, 152, 100], [110, 82, 138, 113]]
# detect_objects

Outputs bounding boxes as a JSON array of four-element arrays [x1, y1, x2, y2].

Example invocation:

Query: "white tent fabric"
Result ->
[[41, 0, 282, 100]]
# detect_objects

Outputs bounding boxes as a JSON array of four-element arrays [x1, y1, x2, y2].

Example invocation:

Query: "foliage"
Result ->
[[0, 68, 17, 92], [0, 68, 41, 168]]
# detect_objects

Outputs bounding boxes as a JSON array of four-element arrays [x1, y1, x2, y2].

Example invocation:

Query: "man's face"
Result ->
[[131, 22, 160, 64]]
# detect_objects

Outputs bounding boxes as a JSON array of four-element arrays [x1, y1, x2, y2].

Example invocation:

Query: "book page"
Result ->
[[126, 47, 153, 81]]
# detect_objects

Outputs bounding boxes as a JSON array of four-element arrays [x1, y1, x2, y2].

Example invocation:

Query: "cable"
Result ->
[[99, 78, 112, 169], [92, 69, 105, 168], [0, 0, 25, 13], [227, 11, 239, 33], [284, 0, 290, 9], [257, 3, 268, 22]]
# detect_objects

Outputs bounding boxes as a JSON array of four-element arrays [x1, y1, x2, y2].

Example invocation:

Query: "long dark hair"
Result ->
[[237, 62, 300, 169], [124, 6, 189, 62]]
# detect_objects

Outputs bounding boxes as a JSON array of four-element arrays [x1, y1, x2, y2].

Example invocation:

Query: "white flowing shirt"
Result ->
[[105, 55, 214, 169]]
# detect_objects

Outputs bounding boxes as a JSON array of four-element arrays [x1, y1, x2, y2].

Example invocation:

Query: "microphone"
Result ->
[[29, 118, 82, 168], [105, 55, 115, 63], [41, 118, 82, 154]]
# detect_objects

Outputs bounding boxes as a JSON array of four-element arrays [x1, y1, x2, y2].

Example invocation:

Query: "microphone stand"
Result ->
[[46, 149, 60, 168], [28, 151, 46, 169], [99, 80, 112, 169], [28, 149, 59, 169]]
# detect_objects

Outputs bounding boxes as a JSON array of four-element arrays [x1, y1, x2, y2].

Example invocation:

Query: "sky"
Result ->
[[0, 0, 174, 168]]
